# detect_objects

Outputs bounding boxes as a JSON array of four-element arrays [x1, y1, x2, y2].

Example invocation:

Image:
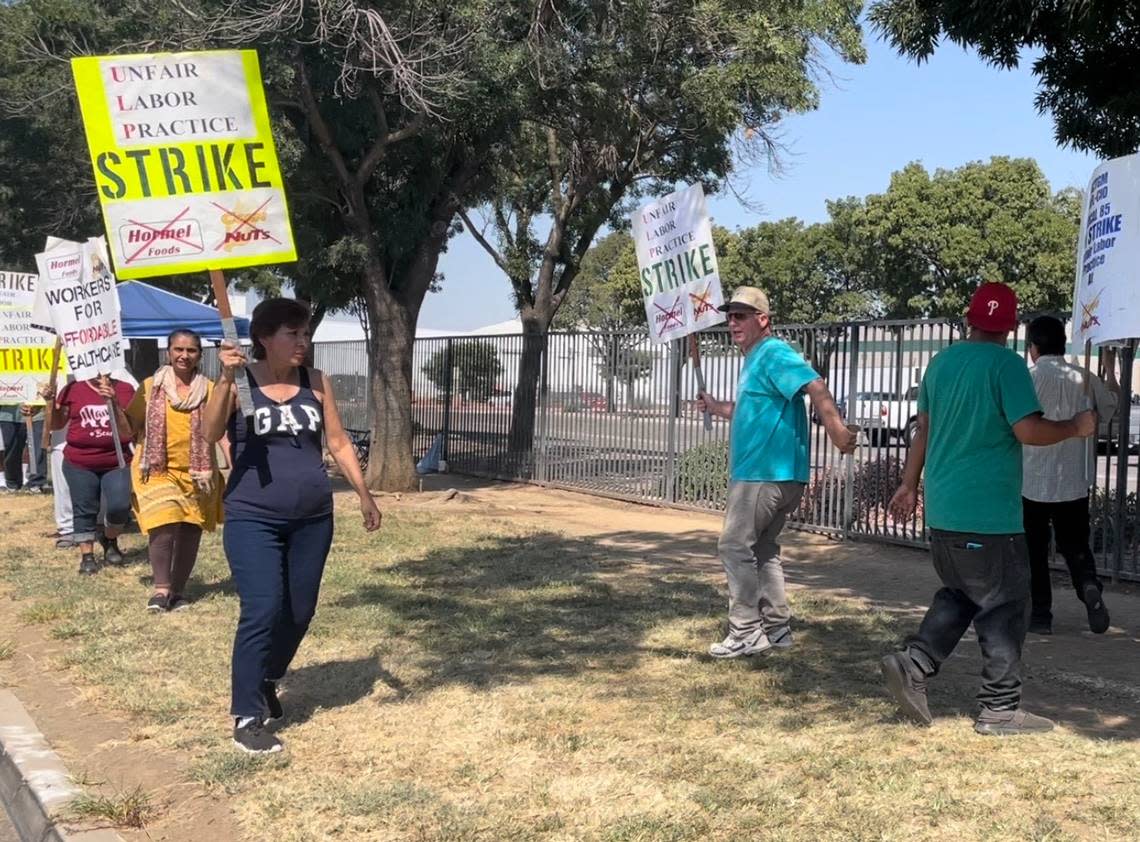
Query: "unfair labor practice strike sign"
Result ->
[[631, 184, 725, 343], [71, 50, 296, 279], [1072, 152, 1140, 347], [0, 270, 65, 403], [32, 238, 125, 380]]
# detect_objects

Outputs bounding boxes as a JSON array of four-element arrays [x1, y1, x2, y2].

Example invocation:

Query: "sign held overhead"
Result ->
[[1072, 152, 1140, 347], [631, 184, 726, 344], [71, 50, 296, 278]]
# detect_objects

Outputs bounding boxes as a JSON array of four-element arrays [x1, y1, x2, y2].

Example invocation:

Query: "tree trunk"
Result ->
[[508, 311, 550, 464], [363, 267, 417, 492]]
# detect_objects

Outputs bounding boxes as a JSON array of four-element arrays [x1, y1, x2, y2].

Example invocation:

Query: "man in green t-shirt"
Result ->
[[885, 283, 1096, 736], [698, 287, 856, 659]]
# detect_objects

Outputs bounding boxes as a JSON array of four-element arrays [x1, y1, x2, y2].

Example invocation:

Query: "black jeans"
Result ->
[[1, 419, 47, 489], [1022, 496, 1100, 623], [904, 530, 1030, 712], [223, 515, 334, 718]]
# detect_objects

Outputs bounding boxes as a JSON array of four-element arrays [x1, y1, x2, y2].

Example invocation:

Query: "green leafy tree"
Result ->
[[422, 340, 503, 402], [825, 157, 1079, 319], [869, 0, 1140, 157], [598, 346, 654, 409], [720, 219, 876, 324], [463, 0, 866, 453], [0, 0, 533, 490]]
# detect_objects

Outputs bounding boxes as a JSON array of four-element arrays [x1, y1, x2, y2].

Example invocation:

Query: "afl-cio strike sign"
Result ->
[[71, 50, 296, 279]]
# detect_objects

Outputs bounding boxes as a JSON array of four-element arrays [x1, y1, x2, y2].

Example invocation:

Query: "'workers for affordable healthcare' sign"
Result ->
[[32, 238, 126, 380], [0, 270, 65, 403], [631, 184, 725, 344], [71, 50, 296, 279], [1072, 152, 1140, 347]]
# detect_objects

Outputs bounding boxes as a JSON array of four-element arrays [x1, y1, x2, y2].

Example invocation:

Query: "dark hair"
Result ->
[[1027, 315, 1066, 356], [167, 328, 202, 350], [250, 298, 311, 360]]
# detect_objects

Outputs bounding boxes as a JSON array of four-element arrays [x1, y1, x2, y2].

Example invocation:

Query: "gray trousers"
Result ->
[[50, 430, 72, 534], [718, 480, 805, 635]]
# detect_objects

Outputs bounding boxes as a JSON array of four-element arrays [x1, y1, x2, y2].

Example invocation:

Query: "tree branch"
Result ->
[[357, 86, 425, 187], [295, 52, 354, 194], [458, 208, 511, 275]]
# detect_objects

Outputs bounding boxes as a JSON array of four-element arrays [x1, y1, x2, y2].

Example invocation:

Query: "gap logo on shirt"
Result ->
[[252, 403, 321, 436]]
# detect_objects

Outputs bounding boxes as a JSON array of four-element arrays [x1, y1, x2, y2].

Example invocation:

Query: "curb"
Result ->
[[0, 690, 123, 842]]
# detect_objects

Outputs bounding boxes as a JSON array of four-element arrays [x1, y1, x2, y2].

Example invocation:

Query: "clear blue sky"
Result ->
[[418, 33, 1097, 332]]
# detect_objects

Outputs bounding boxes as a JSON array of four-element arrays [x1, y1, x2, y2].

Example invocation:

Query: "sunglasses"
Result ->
[[725, 310, 761, 322]]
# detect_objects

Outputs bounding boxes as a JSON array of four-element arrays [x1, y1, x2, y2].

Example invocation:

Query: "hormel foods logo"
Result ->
[[215, 197, 283, 252], [47, 253, 82, 281], [120, 214, 205, 263]]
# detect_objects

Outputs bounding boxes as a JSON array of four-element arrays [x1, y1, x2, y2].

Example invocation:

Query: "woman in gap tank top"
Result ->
[[204, 298, 381, 754]]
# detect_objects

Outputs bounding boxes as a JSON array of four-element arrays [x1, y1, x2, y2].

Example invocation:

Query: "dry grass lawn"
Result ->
[[1, 490, 1138, 841]]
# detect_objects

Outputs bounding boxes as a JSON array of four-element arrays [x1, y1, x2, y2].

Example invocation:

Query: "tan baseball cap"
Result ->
[[718, 286, 770, 314]]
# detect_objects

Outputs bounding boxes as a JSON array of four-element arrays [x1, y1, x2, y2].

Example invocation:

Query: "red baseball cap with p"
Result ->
[[966, 282, 1018, 332]]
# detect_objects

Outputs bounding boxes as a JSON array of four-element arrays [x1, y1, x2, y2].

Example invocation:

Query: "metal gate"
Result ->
[[201, 320, 1140, 581]]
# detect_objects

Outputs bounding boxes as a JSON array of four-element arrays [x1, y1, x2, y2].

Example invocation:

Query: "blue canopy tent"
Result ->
[[117, 280, 250, 340]]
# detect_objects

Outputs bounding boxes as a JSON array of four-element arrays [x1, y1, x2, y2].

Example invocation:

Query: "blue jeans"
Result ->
[[61, 460, 131, 542], [223, 515, 334, 718]]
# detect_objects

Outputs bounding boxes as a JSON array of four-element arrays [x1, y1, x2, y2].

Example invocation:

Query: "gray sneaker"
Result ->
[[709, 626, 792, 659], [709, 627, 764, 659], [749, 625, 793, 656], [881, 652, 932, 726], [974, 708, 1054, 736]]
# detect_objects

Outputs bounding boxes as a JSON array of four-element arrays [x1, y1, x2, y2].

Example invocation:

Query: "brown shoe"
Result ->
[[881, 652, 932, 726]]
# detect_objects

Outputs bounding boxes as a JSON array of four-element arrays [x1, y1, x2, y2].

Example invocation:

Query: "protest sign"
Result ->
[[631, 184, 726, 344], [71, 50, 296, 279], [1072, 153, 1140, 346], [0, 270, 64, 404], [33, 238, 125, 380]]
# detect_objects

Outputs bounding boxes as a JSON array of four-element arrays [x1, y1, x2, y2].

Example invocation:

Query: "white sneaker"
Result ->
[[708, 627, 767, 659]]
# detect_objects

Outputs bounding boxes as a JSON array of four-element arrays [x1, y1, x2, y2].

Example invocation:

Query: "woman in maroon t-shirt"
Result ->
[[49, 375, 136, 575]]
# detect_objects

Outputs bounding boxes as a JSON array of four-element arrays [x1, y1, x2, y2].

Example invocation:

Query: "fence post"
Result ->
[[441, 339, 454, 463], [663, 339, 681, 503], [843, 324, 861, 539]]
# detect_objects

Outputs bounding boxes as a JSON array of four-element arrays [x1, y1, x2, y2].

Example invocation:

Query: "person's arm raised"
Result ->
[[203, 343, 243, 444]]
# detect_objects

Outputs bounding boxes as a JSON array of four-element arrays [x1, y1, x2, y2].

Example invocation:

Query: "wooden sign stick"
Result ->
[[98, 373, 126, 470], [689, 333, 712, 431], [208, 268, 253, 417], [39, 338, 62, 451]]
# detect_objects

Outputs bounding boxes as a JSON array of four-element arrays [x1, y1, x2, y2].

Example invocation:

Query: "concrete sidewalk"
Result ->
[[0, 690, 123, 842]]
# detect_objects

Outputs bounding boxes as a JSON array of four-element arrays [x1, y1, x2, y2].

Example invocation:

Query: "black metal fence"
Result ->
[[204, 320, 1140, 581]]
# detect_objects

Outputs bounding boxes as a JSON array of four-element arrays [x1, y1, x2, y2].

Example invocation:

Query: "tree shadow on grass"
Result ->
[[334, 531, 726, 692], [331, 527, 1140, 741], [278, 655, 406, 727]]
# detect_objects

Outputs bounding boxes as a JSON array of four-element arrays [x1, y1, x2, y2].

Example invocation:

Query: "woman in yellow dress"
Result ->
[[126, 329, 223, 612]]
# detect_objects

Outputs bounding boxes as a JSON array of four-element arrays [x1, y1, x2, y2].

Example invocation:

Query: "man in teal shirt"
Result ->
[[886, 283, 1096, 735], [698, 287, 856, 658]]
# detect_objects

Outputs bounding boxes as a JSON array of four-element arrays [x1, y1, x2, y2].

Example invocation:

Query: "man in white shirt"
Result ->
[[1022, 316, 1117, 635]]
